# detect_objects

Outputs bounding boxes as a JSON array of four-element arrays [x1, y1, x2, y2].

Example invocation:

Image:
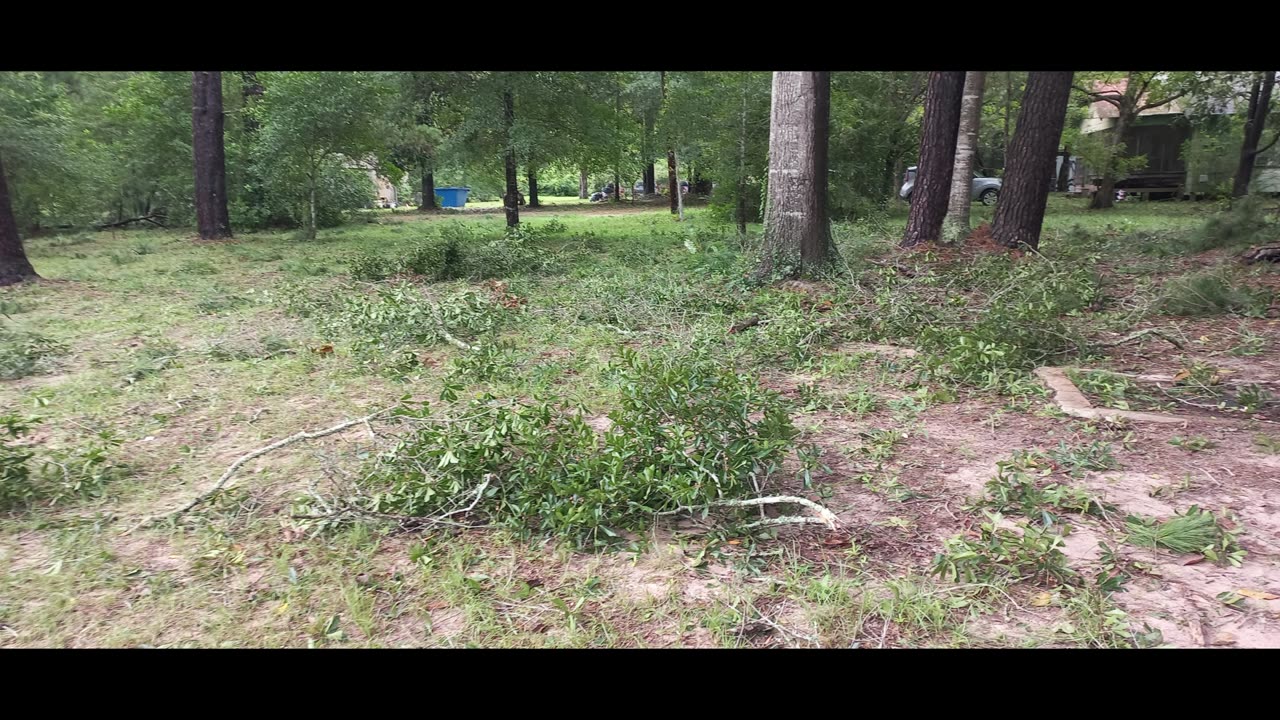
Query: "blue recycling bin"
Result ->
[[435, 187, 470, 208]]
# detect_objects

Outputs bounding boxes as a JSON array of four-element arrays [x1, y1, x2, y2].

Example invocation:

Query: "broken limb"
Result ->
[[123, 404, 401, 533], [1097, 328, 1184, 350]]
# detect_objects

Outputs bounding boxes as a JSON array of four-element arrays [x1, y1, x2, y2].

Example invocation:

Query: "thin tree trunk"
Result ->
[[673, 153, 685, 221], [1090, 73, 1145, 211], [527, 169, 540, 207], [241, 71, 263, 133], [308, 181, 318, 240], [1089, 108, 1129, 210], [667, 151, 678, 212], [755, 71, 832, 279], [0, 155, 38, 287], [1234, 71, 1276, 198], [901, 71, 966, 247], [736, 81, 750, 238], [662, 71, 679, 214], [502, 89, 520, 227], [644, 109, 657, 194], [579, 166, 589, 199], [192, 71, 233, 240], [1056, 144, 1072, 192], [420, 167, 437, 211], [944, 71, 988, 241], [992, 72, 1074, 251]]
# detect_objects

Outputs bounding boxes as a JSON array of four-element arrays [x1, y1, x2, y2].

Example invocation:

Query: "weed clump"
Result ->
[[0, 326, 64, 380], [1158, 268, 1271, 317], [1, 415, 130, 512], [1124, 506, 1245, 566], [1185, 196, 1276, 252], [932, 512, 1078, 586]]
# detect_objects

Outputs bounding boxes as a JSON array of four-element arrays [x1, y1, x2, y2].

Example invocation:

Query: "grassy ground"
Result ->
[[2, 196, 1278, 648]]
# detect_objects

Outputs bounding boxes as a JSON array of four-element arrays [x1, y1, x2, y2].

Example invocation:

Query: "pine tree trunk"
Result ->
[[420, 169, 437, 211], [755, 71, 832, 280], [1056, 145, 1072, 192], [1234, 71, 1275, 198], [944, 71, 987, 241], [502, 89, 519, 228], [901, 71, 965, 247], [992, 72, 1074, 251], [736, 81, 750, 238], [192, 71, 233, 240], [613, 170, 620, 202], [579, 166, 589, 199], [0, 155, 38, 287], [527, 170, 540, 207]]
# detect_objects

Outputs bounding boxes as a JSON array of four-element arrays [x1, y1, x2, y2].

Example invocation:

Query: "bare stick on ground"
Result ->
[[123, 404, 400, 533], [1097, 328, 1185, 349]]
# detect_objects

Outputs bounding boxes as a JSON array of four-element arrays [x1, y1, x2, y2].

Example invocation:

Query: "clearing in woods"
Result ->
[[1, 196, 1278, 648]]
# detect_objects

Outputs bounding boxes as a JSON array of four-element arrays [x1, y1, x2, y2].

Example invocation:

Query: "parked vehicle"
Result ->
[[899, 166, 1001, 205]]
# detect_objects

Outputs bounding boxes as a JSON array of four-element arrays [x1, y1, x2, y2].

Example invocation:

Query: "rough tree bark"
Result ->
[[943, 71, 988, 241], [502, 89, 519, 227], [736, 80, 750, 238], [1233, 71, 1276, 198], [192, 71, 233, 240], [992, 71, 1074, 251], [662, 71, 679, 214], [901, 71, 965, 247], [0, 155, 38, 286], [578, 166, 589, 199], [754, 71, 832, 280], [527, 170, 540, 207]]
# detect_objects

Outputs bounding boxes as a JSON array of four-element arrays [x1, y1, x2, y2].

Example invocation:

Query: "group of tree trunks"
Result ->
[[1, 71, 1277, 288]]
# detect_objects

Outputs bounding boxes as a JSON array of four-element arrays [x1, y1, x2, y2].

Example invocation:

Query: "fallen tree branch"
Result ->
[[660, 495, 840, 530], [122, 404, 400, 534], [1097, 328, 1184, 349], [95, 212, 167, 230], [729, 315, 762, 334], [437, 474, 494, 520], [438, 327, 474, 352]]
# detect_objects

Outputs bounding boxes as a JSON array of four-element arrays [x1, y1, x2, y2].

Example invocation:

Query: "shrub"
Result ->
[[0, 415, 39, 511], [352, 347, 798, 547], [931, 512, 1078, 586], [1183, 195, 1276, 252], [0, 327, 64, 380], [0, 416, 130, 511], [1124, 506, 1245, 566]]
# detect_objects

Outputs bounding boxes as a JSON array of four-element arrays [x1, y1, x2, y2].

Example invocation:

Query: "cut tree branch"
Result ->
[[95, 213, 168, 230], [1097, 328, 1185, 349], [1138, 89, 1188, 112], [122, 404, 400, 534]]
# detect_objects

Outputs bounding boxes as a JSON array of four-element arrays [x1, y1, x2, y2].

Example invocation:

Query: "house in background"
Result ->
[[342, 157, 400, 208], [1076, 76, 1280, 199]]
